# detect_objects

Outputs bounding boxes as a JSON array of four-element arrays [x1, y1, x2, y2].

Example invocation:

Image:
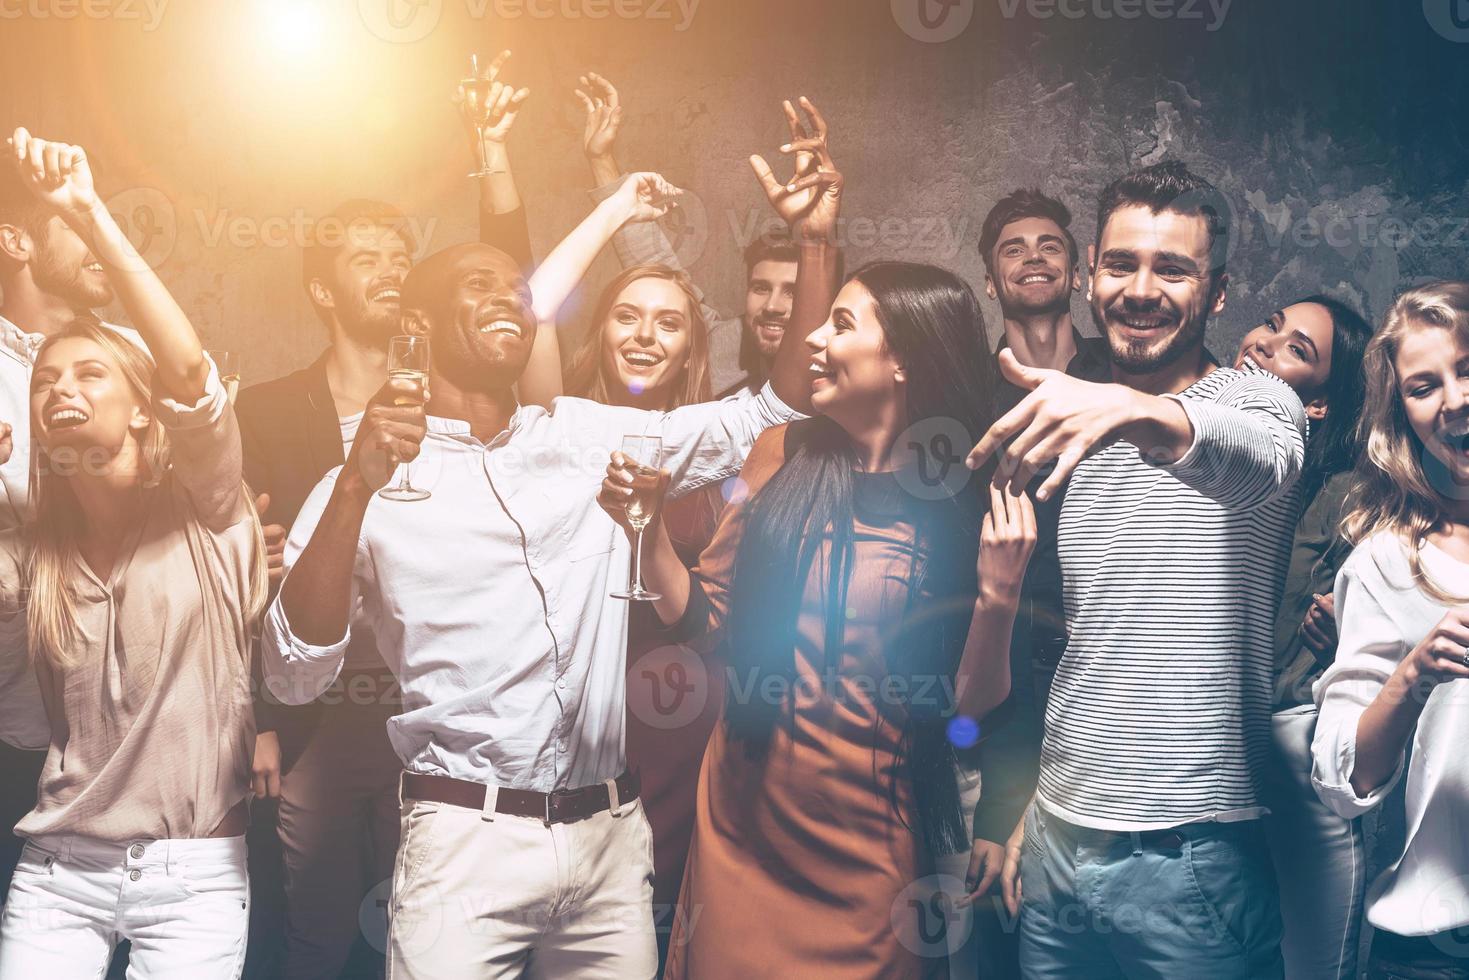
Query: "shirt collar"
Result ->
[[0, 315, 44, 363], [426, 403, 533, 445]]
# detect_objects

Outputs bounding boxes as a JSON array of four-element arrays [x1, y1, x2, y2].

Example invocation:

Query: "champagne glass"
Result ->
[[610, 435, 665, 602], [460, 54, 496, 179], [379, 336, 431, 502], [206, 349, 240, 403]]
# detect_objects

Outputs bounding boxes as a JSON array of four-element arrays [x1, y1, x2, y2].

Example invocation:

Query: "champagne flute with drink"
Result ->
[[379, 335, 431, 502]]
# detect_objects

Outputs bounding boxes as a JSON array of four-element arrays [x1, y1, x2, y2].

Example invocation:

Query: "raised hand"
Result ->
[[979, 482, 1038, 603], [8, 127, 99, 216], [609, 171, 683, 225], [345, 376, 428, 492], [749, 97, 843, 243], [576, 71, 622, 161], [0, 422, 11, 467], [456, 50, 530, 144]]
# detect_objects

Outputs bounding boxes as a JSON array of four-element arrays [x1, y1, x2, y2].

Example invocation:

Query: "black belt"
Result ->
[[401, 770, 639, 825]]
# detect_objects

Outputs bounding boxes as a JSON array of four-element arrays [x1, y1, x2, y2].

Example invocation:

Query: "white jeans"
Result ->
[[1263, 704, 1366, 980], [0, 833, 249, 979], [389, 790, 657, 980]]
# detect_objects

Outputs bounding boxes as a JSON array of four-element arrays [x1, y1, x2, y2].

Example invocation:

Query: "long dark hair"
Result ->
[[1296, 294, 1372, 500], [723, 261, 997, 855]]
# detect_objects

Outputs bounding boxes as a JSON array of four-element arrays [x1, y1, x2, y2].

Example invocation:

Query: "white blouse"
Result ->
[[1312, 530, 1469, 936]]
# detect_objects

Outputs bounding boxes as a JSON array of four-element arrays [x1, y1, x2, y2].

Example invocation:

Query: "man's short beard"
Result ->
[[339, 293, 400, 350], [32, 239, 112, 311], [1093, 300, 1209, 375]]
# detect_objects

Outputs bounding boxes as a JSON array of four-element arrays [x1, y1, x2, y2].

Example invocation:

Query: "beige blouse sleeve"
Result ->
[[153, 357, 247, 532]]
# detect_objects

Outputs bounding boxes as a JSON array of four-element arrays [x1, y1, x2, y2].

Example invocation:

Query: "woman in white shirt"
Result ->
[[1312, 279, 1469, 978]]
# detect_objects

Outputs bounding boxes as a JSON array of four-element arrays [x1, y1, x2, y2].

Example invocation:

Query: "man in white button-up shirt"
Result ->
[[264, 178, 837, 975]]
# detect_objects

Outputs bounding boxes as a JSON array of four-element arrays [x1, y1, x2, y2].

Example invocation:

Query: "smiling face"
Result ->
[[412, 245, 536, 393], [1234, 301, 1336, 416], [985, 216, 1078, 317], [315, 222, 412, 349], [1396, 323, 1469, 487], [806, 279, 906, 428], [744, 258, 798, 362], [1089, 204, 1226, 375], [30, 335, 150, 464], [598, 276, 695, 401], [31, 215, 113, 310]]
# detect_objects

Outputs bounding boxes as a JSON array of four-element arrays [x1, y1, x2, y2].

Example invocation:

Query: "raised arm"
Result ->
[[517, 172, 683, 408], [9, 129, 207, 404], [953, 484, 1037, 721], [747, 97, 844, 416], [578, 73, 726, 325], [459, 51, 534, 273]]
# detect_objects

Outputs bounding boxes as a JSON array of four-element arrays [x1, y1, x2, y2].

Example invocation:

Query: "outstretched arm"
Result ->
[[518, 172, 683, 409]]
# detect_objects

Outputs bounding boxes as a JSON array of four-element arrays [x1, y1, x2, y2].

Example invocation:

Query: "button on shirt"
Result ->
[[263, 387, 794, 793]]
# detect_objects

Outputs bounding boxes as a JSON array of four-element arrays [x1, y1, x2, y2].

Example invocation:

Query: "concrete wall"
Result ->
[[2, 0, 1467, 385]]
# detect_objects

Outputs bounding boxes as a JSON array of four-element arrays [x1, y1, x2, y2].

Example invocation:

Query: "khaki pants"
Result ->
[[388, 787, 657, 980]]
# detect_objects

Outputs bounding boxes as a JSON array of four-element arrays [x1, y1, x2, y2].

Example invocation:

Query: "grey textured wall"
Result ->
[[1, 0, 1466, 385]]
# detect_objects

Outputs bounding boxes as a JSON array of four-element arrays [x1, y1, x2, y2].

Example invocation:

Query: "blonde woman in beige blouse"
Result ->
[[0, 130, 265, 979]]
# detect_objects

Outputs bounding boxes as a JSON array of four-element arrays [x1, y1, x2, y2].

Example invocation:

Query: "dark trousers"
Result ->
[[1369, 929, 1469, 980]]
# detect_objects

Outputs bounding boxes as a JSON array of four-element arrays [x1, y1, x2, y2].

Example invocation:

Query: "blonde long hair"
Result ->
[[1342, 281, 1469, 603], [24, 320, 268, 666], [563, 265, 713, 409]]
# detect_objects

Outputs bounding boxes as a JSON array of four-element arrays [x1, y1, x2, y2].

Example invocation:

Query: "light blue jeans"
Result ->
[[1262, 704, 1366, 980], [1018, 803, 1284, 979]]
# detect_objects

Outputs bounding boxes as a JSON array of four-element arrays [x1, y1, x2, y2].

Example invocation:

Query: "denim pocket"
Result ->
[[1182, 827, 1280, 958]]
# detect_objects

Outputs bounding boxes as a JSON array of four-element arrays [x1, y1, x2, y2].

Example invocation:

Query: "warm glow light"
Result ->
[[264, 1, 326, 58]]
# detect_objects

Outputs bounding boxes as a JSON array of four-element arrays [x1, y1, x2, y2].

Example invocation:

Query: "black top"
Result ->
[[971, 328, 1110, 843]]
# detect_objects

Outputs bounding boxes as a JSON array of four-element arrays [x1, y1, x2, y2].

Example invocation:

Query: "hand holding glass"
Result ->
[[611, 435, 665, 601], [379, 336, 431, 502]]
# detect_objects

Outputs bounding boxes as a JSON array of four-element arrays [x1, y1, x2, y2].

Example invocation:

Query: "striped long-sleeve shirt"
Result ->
[[1037, 366, 1307, 831]]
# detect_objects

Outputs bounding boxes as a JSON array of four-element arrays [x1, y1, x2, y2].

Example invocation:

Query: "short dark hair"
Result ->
[[1094, 160, 1231, 278], [977, 188, 1078, 277], [742, 229, 800, 274], [301, 199, 415, 321], [741, 228, 845, 284]]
